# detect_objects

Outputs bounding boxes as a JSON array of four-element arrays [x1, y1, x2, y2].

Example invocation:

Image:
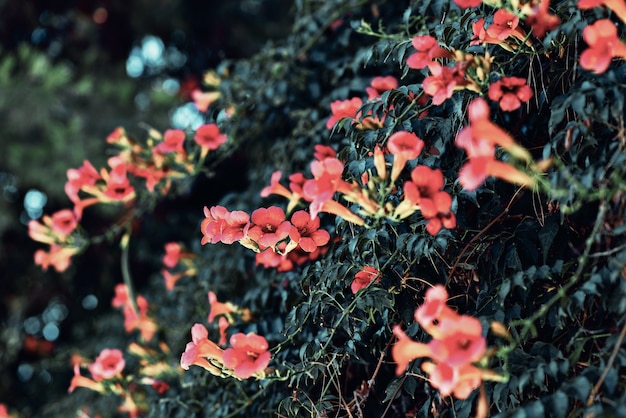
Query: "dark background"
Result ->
[[0, 1, 291, 415]]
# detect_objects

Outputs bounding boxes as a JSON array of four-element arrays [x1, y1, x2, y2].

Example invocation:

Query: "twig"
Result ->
[[586, 318, 626, 407], [510, 199, 607, 339], [446, 187, 524, 286]]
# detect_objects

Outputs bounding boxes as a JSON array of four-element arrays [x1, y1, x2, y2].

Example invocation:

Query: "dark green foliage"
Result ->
[[153, 0, 626, 415], [12, 0, 626, 416]]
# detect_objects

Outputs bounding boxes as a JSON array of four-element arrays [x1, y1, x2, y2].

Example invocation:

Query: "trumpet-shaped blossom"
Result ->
[[111, 283, 130, 308], [34, 245, 79, 272], [194, 123, 227, 158], [391, 325, 434, 375], [392, 285, 489, 400], [429, 316, 487, 367], [207, 291, 237, 323], [525, 0, 561, 38], [397, 166, 456, 235], [180, 323, 224, 375], [68, 364, 106, 394], [218, 316, 230, 346], [106, 126, 129, 145], [303, 157, 353, 219], [421, 361, 483, 399], [458, 155, 534, 191], [50, 209, 79, 237], [578, 0, 626, 24], [112, 286, 157, 342], [387, 131, 425, 181], [289, 210, 330, 252], [471, 18, 505, 46], [122, 295, 158, 342], [326, 97, 363, 129], [28, 218, 56, 245], [486, 9, 527, 42], [455, 98, 534, 191], [126, 160, 168, 193], [406, 36, 452, 69], [29, 209, 79, 246], [255, 240, 326, 271], [313, 144, 337, 161], [579, 19, 626, 74], [350, 266, 380, 294], [488, 76, 533, 112], [317, 199, 367, 226], [260, 171, 303, 213], [414, 285, 457, 335], [88, 348, 125, 381], [191, 89, 221, 112], [261, 171, 292, 199], [162, 242, 183, 268], [255, 247, 294, 271], [65, 160, 101, 204], [423, 62, 467, 105], [373, 145, 387, 179], [154, 129, 186, 155], [453, 0, 482, 8], [222, 333, 271, 379], [366, 75, 398, 99], [247, 206, 295, 250], [101, 156, 135, 202], [162, 269, 184, 291], [201, 205, 251, 245]]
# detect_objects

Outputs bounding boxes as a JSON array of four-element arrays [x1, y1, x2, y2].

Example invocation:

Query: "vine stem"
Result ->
[[510, 198, 607, 340], [120, 228, 139, 314], [446, 187, 524, 286]]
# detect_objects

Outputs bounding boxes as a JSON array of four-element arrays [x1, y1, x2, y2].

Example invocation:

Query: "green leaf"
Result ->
[[383, 377, 405, 403], [538, 216, 559, 263], [562, 376, 592, 401], [550, 391, 569, 418]]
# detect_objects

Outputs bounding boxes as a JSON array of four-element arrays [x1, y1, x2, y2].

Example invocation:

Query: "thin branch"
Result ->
[[586, 318, 626, 407]]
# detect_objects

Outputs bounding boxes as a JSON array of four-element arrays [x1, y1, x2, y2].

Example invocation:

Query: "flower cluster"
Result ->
[[455, 98, 537, 191], [69, 349, 144, 417], [326, 76, 399, 130], [29, 123, 228, 273], [200, 204, 331, 271], [24, 1, 626, 416], [207, 291, 252, 346], [261, 135, 458, 235], [180, 323, 271, 380], [28, 209, 80, 272], [161, 242, 197, 290], [111, 284, 158, 342], [392, 165, 457, 234], [392, 285, 495, 399], [191, 69, 223, 112], [578, 18, 626, 74], [107, 124, 227, 194]]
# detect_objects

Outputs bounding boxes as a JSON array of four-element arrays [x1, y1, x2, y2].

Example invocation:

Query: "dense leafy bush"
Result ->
[[14, 0, 626, 417]]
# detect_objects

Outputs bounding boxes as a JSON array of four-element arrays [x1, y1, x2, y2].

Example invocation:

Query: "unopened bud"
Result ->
[[490, 321, 512, 339], [374, 146, 387, 180]]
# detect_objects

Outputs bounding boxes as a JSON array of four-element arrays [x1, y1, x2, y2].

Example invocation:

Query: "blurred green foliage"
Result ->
[[0, 45, 176, 203]]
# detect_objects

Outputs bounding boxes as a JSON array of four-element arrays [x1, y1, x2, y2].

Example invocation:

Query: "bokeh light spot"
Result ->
[[17, 364, 34, 382], [42, 323, 60, 341], [24, 189, 47, 220], [82, 294, 98, 310], [92, 7, 108, 24]]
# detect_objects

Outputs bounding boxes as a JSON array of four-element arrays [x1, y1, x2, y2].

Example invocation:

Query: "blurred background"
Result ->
[[0, 0, 291, 415]]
